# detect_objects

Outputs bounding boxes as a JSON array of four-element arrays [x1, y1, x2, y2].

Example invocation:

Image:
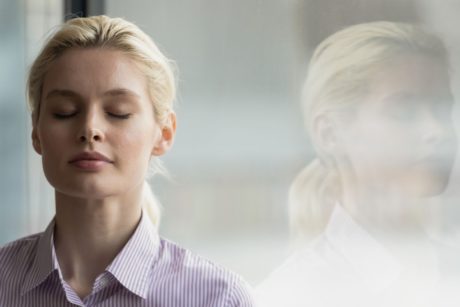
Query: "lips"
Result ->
[[69, 151, 113, 170]]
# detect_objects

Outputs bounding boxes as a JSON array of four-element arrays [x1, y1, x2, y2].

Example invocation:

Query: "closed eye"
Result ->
[[107, 112, 132, 119], [53, 112, 77, 119]]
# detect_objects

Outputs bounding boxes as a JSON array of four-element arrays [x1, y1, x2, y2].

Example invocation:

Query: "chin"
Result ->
[[416, 182, 449, 198], [407, 172, 452, 198], [404, 157, 455, 198], [51, 178, 120, 200], [56, 187, 116, 200]]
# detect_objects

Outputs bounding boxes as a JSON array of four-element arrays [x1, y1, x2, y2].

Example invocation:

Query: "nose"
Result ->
[[78, 129, 103, 144], [77, 110, 105, 144], [421, 110, 454, 145]]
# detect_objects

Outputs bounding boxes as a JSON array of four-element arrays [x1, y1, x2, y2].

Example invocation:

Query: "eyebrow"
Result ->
[[382, 92, 454, 105], [104, 88, 141, 99], [44, 88, 141, 100], [45, 89, 81, 100], [381, 92, 417, 102]]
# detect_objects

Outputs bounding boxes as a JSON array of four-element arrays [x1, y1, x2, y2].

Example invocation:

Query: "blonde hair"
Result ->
[[27, 15, 176, 227], [290, 21, 448, 244]]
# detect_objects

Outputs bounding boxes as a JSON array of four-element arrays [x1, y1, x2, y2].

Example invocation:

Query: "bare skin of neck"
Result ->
[[341, 176, 427, 231], [53, 187, 143, 299], [339, 174, 436, 258]]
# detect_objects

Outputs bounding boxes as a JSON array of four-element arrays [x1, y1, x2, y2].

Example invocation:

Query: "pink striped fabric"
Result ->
[[0, 214, 254, 306]]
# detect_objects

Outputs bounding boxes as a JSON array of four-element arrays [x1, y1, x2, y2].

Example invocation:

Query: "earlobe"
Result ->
[[31, 128, 42, 155], [152, 112, 177, 156]]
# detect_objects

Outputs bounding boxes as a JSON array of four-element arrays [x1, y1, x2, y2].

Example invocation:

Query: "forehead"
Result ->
[[41, 48, 149, 100], [368, 54, 451, 101]]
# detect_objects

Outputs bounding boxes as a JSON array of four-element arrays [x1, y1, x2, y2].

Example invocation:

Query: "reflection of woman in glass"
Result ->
[[0, 16, 253, 306], [257, 22, 458, 306]]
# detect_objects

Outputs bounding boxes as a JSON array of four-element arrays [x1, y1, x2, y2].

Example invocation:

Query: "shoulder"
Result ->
[[0, 233, 42, 284], [153, 237, 255, 306], [259, 235, 341, 280], [255, 236, 351, 307], [0, 233, 41, 267]]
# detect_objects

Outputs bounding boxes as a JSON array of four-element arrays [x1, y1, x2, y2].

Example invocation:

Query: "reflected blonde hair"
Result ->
[[290, 21, 448, 245], [27, 15, 177, 227]]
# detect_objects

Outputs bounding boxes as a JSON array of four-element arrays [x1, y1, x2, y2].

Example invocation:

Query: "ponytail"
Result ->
[[142, 181, 161, 228], [289, 158, 339, 247]]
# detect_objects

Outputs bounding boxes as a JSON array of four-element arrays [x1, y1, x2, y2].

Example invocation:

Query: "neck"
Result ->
[[339, 180, 441, 269], [53, 186, 143, 298], [340, 178, 431, 241]]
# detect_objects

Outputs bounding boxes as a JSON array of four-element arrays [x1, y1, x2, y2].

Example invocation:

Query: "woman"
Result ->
[[256, 22, 459, 307], [0, 15, 254, 307]]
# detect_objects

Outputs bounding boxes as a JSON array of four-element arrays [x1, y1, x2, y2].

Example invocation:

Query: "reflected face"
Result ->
[[33, 48, 167, 199], [339, 54, 457, 197]]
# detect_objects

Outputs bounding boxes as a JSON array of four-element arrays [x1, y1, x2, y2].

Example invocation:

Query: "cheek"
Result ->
[[36, 125, 72, 187], [111, 126, 155, 166], [344, 121, 416, 169], [38, 125, 71, 157]]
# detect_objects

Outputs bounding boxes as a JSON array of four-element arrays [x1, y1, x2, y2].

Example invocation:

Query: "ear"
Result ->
[[152, 112, 177, 156], [31, 126, 42, 155], [312, 113, 342, 157]]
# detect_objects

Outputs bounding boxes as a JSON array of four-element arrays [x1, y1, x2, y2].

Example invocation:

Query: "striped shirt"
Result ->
[[0, 213, 254, 307]]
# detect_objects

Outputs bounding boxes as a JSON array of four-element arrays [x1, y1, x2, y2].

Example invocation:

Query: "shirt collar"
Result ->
[[105, 211, 160, 298], [324, 204, 401, 293], [21, 219, 58, 295], [21, 211, 160, 299]]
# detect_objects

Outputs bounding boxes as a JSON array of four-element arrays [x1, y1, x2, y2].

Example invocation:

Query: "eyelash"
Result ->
[[108, 113, 132, 119], [52, 112, 132, 120], [53, 112, 76, 119]]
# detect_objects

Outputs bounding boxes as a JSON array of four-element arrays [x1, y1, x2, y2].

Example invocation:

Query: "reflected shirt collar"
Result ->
[[324, 203, 401, 293]]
